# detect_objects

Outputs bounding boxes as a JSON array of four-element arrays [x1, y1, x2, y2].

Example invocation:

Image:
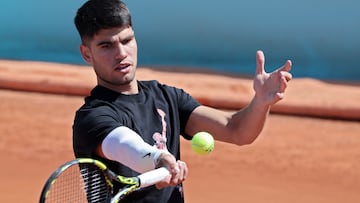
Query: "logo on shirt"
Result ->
[[142, 152, 151, 158], [152, 109, 168, 151]]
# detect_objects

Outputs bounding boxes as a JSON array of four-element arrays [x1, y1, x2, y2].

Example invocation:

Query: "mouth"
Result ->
[[114, 63, 131, 73]]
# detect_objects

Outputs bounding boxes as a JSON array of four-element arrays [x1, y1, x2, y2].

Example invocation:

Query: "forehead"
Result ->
[[86, 26, 134, 45], [97, 26, 133, 38]]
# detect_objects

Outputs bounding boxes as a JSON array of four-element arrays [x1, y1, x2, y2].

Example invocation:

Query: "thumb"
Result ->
[[256, 50, 265, 75]]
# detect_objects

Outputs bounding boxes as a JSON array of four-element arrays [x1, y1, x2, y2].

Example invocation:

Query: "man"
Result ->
[[72, 0, 292, 202]]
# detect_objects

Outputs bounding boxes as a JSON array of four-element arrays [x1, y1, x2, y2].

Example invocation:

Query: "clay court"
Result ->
[[0, 61, 359, 202]]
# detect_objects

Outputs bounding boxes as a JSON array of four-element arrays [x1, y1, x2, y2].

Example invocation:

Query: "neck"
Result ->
[[98, 80, 139, 95]]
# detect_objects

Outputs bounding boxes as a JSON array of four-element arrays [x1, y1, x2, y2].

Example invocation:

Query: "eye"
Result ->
[[100, 43, 112, 49], [122, 38, 131, 45]]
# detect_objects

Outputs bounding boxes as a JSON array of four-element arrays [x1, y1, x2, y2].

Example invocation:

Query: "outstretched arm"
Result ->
[[95, 127, 187, 187], [185, 50, 292, 145]]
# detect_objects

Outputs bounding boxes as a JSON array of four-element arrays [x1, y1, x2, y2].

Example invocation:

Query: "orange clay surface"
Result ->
[[0, 60, 359, 202]]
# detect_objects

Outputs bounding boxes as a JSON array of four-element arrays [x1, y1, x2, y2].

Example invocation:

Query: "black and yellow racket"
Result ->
[[39, 158, 170, 203]]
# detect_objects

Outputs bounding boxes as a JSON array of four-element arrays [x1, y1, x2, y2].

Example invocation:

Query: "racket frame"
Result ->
[[39, 158, 170, 203]]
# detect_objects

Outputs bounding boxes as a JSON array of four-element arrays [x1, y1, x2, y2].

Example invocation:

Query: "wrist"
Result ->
[[153, 150, 171, 167], [252, 94, 271, 112]]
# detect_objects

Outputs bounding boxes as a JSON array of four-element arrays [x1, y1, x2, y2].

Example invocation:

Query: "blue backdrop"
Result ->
[[0, 0, 359, 81]]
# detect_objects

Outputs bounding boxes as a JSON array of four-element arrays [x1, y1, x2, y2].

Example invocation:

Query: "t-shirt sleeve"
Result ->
[[72, 105, 120, 158], [175, 87, 200, 140]]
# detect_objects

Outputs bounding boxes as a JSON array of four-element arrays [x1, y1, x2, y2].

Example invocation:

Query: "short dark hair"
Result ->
[[74, 0, 132, 43]]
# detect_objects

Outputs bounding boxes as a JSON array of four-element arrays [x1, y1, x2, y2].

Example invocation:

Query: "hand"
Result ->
[[253, 50, 292, 106], [155, 152, 188, 189]]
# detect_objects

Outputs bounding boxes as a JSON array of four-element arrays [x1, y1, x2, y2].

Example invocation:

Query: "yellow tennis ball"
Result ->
[[191, 132, 214, 155]]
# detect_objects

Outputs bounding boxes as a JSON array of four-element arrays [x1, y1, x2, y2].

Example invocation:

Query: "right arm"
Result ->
[[95, 126, 187, 187]]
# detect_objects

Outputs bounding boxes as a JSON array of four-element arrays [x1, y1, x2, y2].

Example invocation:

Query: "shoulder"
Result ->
[[139, 80, 171, 89], [74, 87, 121, 125], [139, 80, 186, 94]]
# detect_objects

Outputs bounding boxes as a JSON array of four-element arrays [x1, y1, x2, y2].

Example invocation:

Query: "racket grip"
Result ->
[[138, 167, 170, 188]]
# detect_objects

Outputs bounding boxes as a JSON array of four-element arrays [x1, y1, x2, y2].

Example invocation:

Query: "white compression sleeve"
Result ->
[[101, 126, 168, 173]]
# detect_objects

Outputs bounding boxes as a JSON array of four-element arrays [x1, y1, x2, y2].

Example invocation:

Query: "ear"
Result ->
[[79, 44, 92, 64]]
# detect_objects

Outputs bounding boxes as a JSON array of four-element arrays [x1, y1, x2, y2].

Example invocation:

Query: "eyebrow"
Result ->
[[95, 29, 135, 47], [96, 39, 113, 47]]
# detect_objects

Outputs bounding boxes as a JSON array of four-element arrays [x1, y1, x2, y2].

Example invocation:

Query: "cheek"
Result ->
[[93, 50, 115, 63], [132, 47, 138, 59], [129, 41, 138, 56]]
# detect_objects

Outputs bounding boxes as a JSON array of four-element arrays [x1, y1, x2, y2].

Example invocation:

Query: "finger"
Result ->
[[278, 71, 292, 92], [181, 161, 188, 180], [155, 174, 171, 189], [169, 164, 180, 185], [175, 162, 184, 183], [279, 60, 292, 72], [177, 160, 188, 181], [255, 50, 265, 75], [276, 73, 291, 100], [279, 75, 288, 92], [169, 161, 188, 186], [275, 92, 285, 100], [170, 164, 180, 174], [281, 71, 292, 82]]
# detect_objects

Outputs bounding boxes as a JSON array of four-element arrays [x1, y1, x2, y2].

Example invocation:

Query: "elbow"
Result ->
[[232, 134, 257, 146], [235, 139, 255, 146]]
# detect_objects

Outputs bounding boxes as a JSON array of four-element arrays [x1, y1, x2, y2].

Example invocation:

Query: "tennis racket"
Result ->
[[39, 158, 170, 203]]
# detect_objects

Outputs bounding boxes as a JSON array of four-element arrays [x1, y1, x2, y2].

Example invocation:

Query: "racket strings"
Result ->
[[80, 164, 112, 202], [44, 164, 89, 202], [44, 163, 112, 203]]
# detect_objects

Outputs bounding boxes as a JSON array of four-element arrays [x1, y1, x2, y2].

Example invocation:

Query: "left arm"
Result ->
[[185, 50, 292, 145]]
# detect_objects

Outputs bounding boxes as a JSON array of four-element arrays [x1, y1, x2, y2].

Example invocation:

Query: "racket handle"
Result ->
[[138, 167, 170, 188]]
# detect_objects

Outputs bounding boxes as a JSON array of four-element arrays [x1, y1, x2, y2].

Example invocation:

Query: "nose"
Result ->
[[115, 43, 127, 60]]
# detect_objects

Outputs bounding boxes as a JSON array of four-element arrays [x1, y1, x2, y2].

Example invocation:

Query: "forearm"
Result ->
[[100, 126, 187, 188], [227, 95, 270, 145], [100, 126, 169, 173]]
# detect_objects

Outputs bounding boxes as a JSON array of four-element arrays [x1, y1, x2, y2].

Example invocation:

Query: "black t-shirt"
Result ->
[[73, 80, 200, 203]]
